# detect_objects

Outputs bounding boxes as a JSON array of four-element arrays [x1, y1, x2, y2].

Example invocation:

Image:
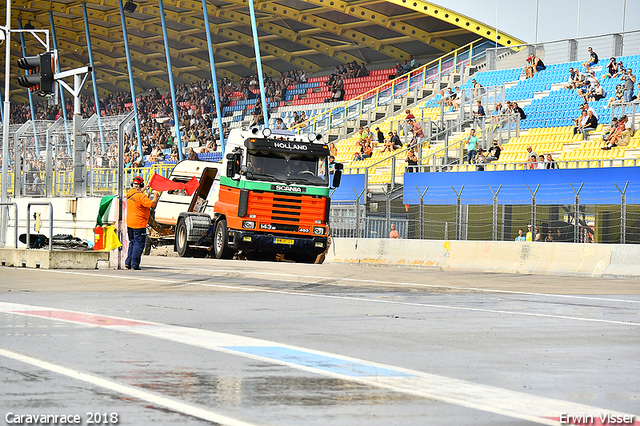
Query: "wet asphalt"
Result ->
[[0, 257, 639, 426]]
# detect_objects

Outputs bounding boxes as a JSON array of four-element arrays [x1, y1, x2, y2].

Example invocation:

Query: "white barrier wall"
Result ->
[[1, 197, 111, 247], [327, 238, 640, 278]]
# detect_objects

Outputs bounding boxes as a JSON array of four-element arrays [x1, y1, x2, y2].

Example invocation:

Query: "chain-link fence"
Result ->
[[331, 182, 640, 243]]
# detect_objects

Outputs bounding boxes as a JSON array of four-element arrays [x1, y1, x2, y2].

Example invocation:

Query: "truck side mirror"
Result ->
[[226, 152, 240, 178], [332, 163, 343, 188]]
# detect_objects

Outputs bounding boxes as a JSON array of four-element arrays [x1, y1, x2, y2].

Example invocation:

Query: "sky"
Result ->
[[434, 0, 640, 44]]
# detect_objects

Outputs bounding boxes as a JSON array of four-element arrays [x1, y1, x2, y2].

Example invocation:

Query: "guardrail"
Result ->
[[342, 89, 520, 190], [26, 202, 53, 251], [291, 39, 495, 136], [0, 202, 19, 249]]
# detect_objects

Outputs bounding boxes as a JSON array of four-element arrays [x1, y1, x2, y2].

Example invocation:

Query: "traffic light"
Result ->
[[17, 52, 55, 97]]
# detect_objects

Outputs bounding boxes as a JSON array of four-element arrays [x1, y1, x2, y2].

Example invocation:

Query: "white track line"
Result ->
[[0, 347, 261, 426], [144, 264, 640, 305], [1, 301, 638, 426], [34, 270, 640, 327]]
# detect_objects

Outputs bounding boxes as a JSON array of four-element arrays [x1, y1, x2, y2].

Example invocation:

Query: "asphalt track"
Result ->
[[0, 257, 639, 426]]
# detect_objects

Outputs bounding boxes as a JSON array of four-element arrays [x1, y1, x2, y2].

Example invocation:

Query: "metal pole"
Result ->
[[391, 155, 396, 191], [202, 0, 225, 153], [159, 0, 184, 161], [614, 181, 629, 244], [118, 110, 137, 270], [82, 2, 106, 153], [49, 12, 72, 158], [570, 183, 584, 243], [526, 184, 540, 238], [72, 73, 86, 197], [385, 190, 391, 238], [452, 185, 464, 240], [247, 0, 269, 128], [117, 0, 144, 160], [417, 186, 428, 239], [18, 20, 40, 153], [489, 184, 502, 241], [354, 188, 365, 239]]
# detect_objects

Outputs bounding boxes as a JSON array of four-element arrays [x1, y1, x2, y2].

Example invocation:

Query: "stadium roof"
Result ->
[[4, 0, 524, 103]]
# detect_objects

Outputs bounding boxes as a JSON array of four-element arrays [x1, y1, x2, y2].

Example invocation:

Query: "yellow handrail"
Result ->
[[291, 38, 488, 133]]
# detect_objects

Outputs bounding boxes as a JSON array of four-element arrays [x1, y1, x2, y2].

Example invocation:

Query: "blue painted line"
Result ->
[[221, 346, 415, 378]]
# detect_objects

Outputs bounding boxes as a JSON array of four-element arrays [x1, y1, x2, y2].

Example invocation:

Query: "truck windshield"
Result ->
[[246, 151, 329, 186]]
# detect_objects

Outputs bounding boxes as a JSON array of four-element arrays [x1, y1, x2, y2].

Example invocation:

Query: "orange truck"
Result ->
[[150, 128, 342, 263]]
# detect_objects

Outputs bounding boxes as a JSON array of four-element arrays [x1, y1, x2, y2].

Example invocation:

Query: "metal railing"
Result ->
[[330, 182, 638, 244], [291, 39, 495, 136], [342, 87, 520, 190], [0, 164, 176, 198], [0, 202, 18, 248], [26, 202, 53, 250], [485, 29, 640, 71]]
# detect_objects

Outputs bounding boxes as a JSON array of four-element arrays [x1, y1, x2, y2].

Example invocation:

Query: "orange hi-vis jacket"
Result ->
[[126, 188, 155, 229]]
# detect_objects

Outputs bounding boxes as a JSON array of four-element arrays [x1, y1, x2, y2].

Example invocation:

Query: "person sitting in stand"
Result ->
[[536, 154, 546, 170], [545, 153, 558, 169], [475, 149, 487, 171], [580, 110, 598, 140], [485, 140, 501, 162], [525, 54, 546, 78], [582, 47, 599, 72], [588, 83, 606, 102], [405, 149, 418, 173], [602, 115, 631, 149], [602, 57, 619, 79], [391, 131, 402, 150], [382, 132, 395, 153], [362, 142, 373, 159], [600, 117, 618, 142], [471, 79, 484, 97]]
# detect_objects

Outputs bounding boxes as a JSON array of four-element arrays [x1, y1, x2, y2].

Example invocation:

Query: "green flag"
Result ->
[[96, 196, 116, 227]]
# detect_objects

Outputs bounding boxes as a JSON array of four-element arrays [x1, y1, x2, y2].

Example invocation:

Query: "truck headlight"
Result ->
[[242, 220, 256, 229], [313, 227, 326, 235]]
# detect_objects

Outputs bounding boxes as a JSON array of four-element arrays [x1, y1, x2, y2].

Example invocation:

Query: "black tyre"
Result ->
[[214, 219, 234, 259], [176, 218, 196, 258], [143, 237, 153, 256], [289, 253, 319, 264]]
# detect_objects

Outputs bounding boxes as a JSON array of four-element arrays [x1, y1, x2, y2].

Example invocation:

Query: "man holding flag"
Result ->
[[125, 176, 162, 270]]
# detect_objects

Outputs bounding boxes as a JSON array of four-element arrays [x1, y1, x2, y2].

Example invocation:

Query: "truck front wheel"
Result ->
[[176, 218, 196, 257], [214, 219, 234, 259]]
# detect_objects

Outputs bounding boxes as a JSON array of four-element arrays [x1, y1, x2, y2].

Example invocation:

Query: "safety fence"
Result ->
[[0, 164, 175, 197], [331, 182, 640, 244]]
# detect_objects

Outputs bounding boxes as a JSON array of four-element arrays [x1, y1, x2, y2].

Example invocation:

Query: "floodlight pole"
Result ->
[[2, 2, 11, 209], [248, 0, 269, 128], [1, 3, 12, 247], [158, 0, 184, 161], [82, 2, 106, 153], [202, 0, 226, 154]]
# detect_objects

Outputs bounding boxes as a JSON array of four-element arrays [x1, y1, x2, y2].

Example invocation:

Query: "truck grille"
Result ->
[[249, 191, 326, 224]]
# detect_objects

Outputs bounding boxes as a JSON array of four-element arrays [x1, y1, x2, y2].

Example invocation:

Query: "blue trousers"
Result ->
[[126, 227, 146, 269], [466, 149, 476, 164]]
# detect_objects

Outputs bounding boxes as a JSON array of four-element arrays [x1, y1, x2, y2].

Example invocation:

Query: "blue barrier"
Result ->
[[403, 167, 640, 205]]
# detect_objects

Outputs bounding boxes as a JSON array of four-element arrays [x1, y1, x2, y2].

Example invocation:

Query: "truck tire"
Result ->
[[214, 219, 234, 259], [143, 238, 153, 256], [176, 218, 196, 258]]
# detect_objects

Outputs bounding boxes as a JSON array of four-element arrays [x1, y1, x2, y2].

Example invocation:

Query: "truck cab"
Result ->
[[153, 127, 341, 263]]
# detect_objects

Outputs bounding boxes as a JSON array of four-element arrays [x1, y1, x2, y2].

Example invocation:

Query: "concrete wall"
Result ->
[[327, 238, 640, 278]]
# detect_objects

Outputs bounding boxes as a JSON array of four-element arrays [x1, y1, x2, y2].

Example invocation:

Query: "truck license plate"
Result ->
[[275, 238, 294, 245]]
